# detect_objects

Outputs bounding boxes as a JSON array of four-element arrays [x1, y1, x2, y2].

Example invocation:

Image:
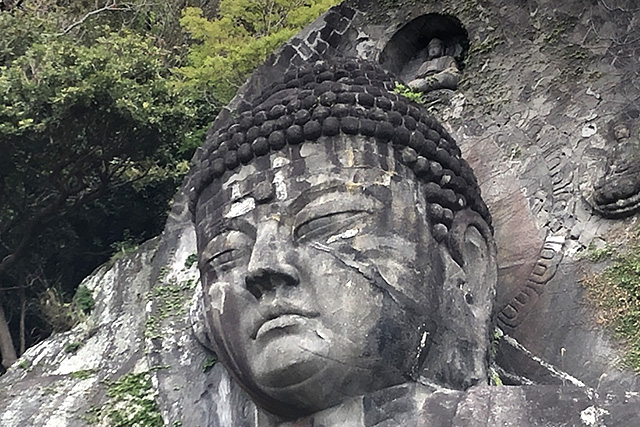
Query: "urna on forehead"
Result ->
[[187, 58, 491, 241]]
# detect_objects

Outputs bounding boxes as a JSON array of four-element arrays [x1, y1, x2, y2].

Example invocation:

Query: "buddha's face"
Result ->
[[428, 38, 444, 59], [195, 136, 444, 415]]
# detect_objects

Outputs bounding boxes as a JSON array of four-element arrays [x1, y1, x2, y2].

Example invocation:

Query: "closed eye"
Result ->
[[295, 210, 370, 243], [201, 228, 254, 274], [207, 249, 245, 272]]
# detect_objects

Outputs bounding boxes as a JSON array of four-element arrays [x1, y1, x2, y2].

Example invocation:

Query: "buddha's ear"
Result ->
[[446, 209, 497, 285], [423, 209, 497, 389]]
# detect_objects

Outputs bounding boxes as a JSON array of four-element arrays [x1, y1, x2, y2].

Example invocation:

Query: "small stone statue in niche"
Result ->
[[407, 38, 461, 94], [590, 120, 640, 217], [187, 58, 497, 425]]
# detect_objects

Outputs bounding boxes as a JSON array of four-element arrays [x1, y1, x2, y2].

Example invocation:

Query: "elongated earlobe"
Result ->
[[422, 209, 497, 389], [446, 209, 496, 269]]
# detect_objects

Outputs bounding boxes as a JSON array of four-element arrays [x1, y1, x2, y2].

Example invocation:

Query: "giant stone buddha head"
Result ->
[[188, 58, 497, 419]]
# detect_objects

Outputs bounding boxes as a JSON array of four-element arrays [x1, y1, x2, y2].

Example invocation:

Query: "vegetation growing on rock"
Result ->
[[582, 226, 640, 371], [84, 371, 163, 426]]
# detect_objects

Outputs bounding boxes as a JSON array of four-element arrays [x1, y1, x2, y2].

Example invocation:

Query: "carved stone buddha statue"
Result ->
[[407, 38, 461, 94], [590, 120, 640, 218], [187, 58, 497, 424]]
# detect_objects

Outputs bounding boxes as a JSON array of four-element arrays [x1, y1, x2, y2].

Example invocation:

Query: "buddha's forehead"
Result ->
[[194, 135, 423, 241], [222, 136, 405, 199]]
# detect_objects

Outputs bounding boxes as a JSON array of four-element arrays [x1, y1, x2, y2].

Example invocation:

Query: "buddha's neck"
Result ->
[[258, 381, 458, 427]]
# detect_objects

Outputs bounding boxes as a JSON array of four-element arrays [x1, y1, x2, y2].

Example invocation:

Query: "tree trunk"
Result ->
[[0, 302, 17, 369], [18, 282, 26, 356], [198, 0, 220, 20]]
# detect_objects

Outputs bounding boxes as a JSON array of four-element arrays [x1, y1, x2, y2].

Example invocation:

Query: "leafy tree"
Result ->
[[176, 0, 340, 106], [0, 13, 205, 368]]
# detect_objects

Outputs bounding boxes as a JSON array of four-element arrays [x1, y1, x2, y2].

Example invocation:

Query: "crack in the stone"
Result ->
[[502, 332, 591, 391], [310, 242, 425, 318], [290, 341, 400, 376]]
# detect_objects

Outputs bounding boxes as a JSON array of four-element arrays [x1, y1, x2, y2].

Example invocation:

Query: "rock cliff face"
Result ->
[[2, 0, 640, 425], [0, 239, 159, 426]]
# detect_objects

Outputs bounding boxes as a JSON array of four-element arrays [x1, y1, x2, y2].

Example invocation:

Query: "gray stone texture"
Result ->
[[0, 239, 159, 426], [2, 0, 640, 425]]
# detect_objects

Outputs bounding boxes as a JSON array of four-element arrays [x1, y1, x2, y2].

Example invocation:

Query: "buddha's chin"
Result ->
[[252, 345, 328, 389], [258, 359, 325, 389], [255, 362, 335, 415], [248, 326, 330, 388]]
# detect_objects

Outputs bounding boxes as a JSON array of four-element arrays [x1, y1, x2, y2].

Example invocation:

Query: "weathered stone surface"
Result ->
[[0, 239, 158, 426], [587, 117, 640, 218], [3, 0, 640, 425], [172, 42, 510, 424], [202, 0, 640, 396], [260, 384, 640, 426]]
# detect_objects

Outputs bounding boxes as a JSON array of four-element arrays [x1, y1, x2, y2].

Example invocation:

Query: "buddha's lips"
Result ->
[[255, 314, 309, 340], [252, 308, 318, 340]]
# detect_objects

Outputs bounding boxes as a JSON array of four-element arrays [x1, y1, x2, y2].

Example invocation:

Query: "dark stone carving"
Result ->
[[589, 115, 640, 218], [187, 58, 497, 421], [379, 13, 468, 77], [497, 235, 564, 329], [5, 2, 640, 425], [188, 59, 490, 242], [406, 38, 461, 93], [380, 13, 467, 100]]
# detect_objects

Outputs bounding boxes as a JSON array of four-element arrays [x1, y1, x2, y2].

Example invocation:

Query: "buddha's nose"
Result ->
[[245, 220, 300, 300]]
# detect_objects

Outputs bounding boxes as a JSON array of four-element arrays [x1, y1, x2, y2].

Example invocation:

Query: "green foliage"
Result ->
[[39, 285, 93, 333], [582, 230, 640, 371], [64, 341, 82, 353], [1, 23, 184, 224], [104, 372, 164, 426], [488, 329, 504, 385], [70, 368, 96, 380], [490, 327, 502, 359], [582, 242, 615, 263], [145, 275, 196, 339], [489, 367, 503, 386], [0, 28, 196, 189], [0, 12, 47, 66], [393, 82, 424, 104], [73, 285, 95, 315], [0, 9, 208, 357], [176, 0, 340, 105], [184, 253, 198, 270], [109, 230, 141, 265], [84, 371, 163, 425], [202, 355, 218, 372]]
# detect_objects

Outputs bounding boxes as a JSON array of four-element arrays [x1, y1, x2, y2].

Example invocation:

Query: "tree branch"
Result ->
[[0, 193, 68, 277], [18, 279, 26, 355], [57, 1, 133, 36], [0, 303, 17, 368]]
